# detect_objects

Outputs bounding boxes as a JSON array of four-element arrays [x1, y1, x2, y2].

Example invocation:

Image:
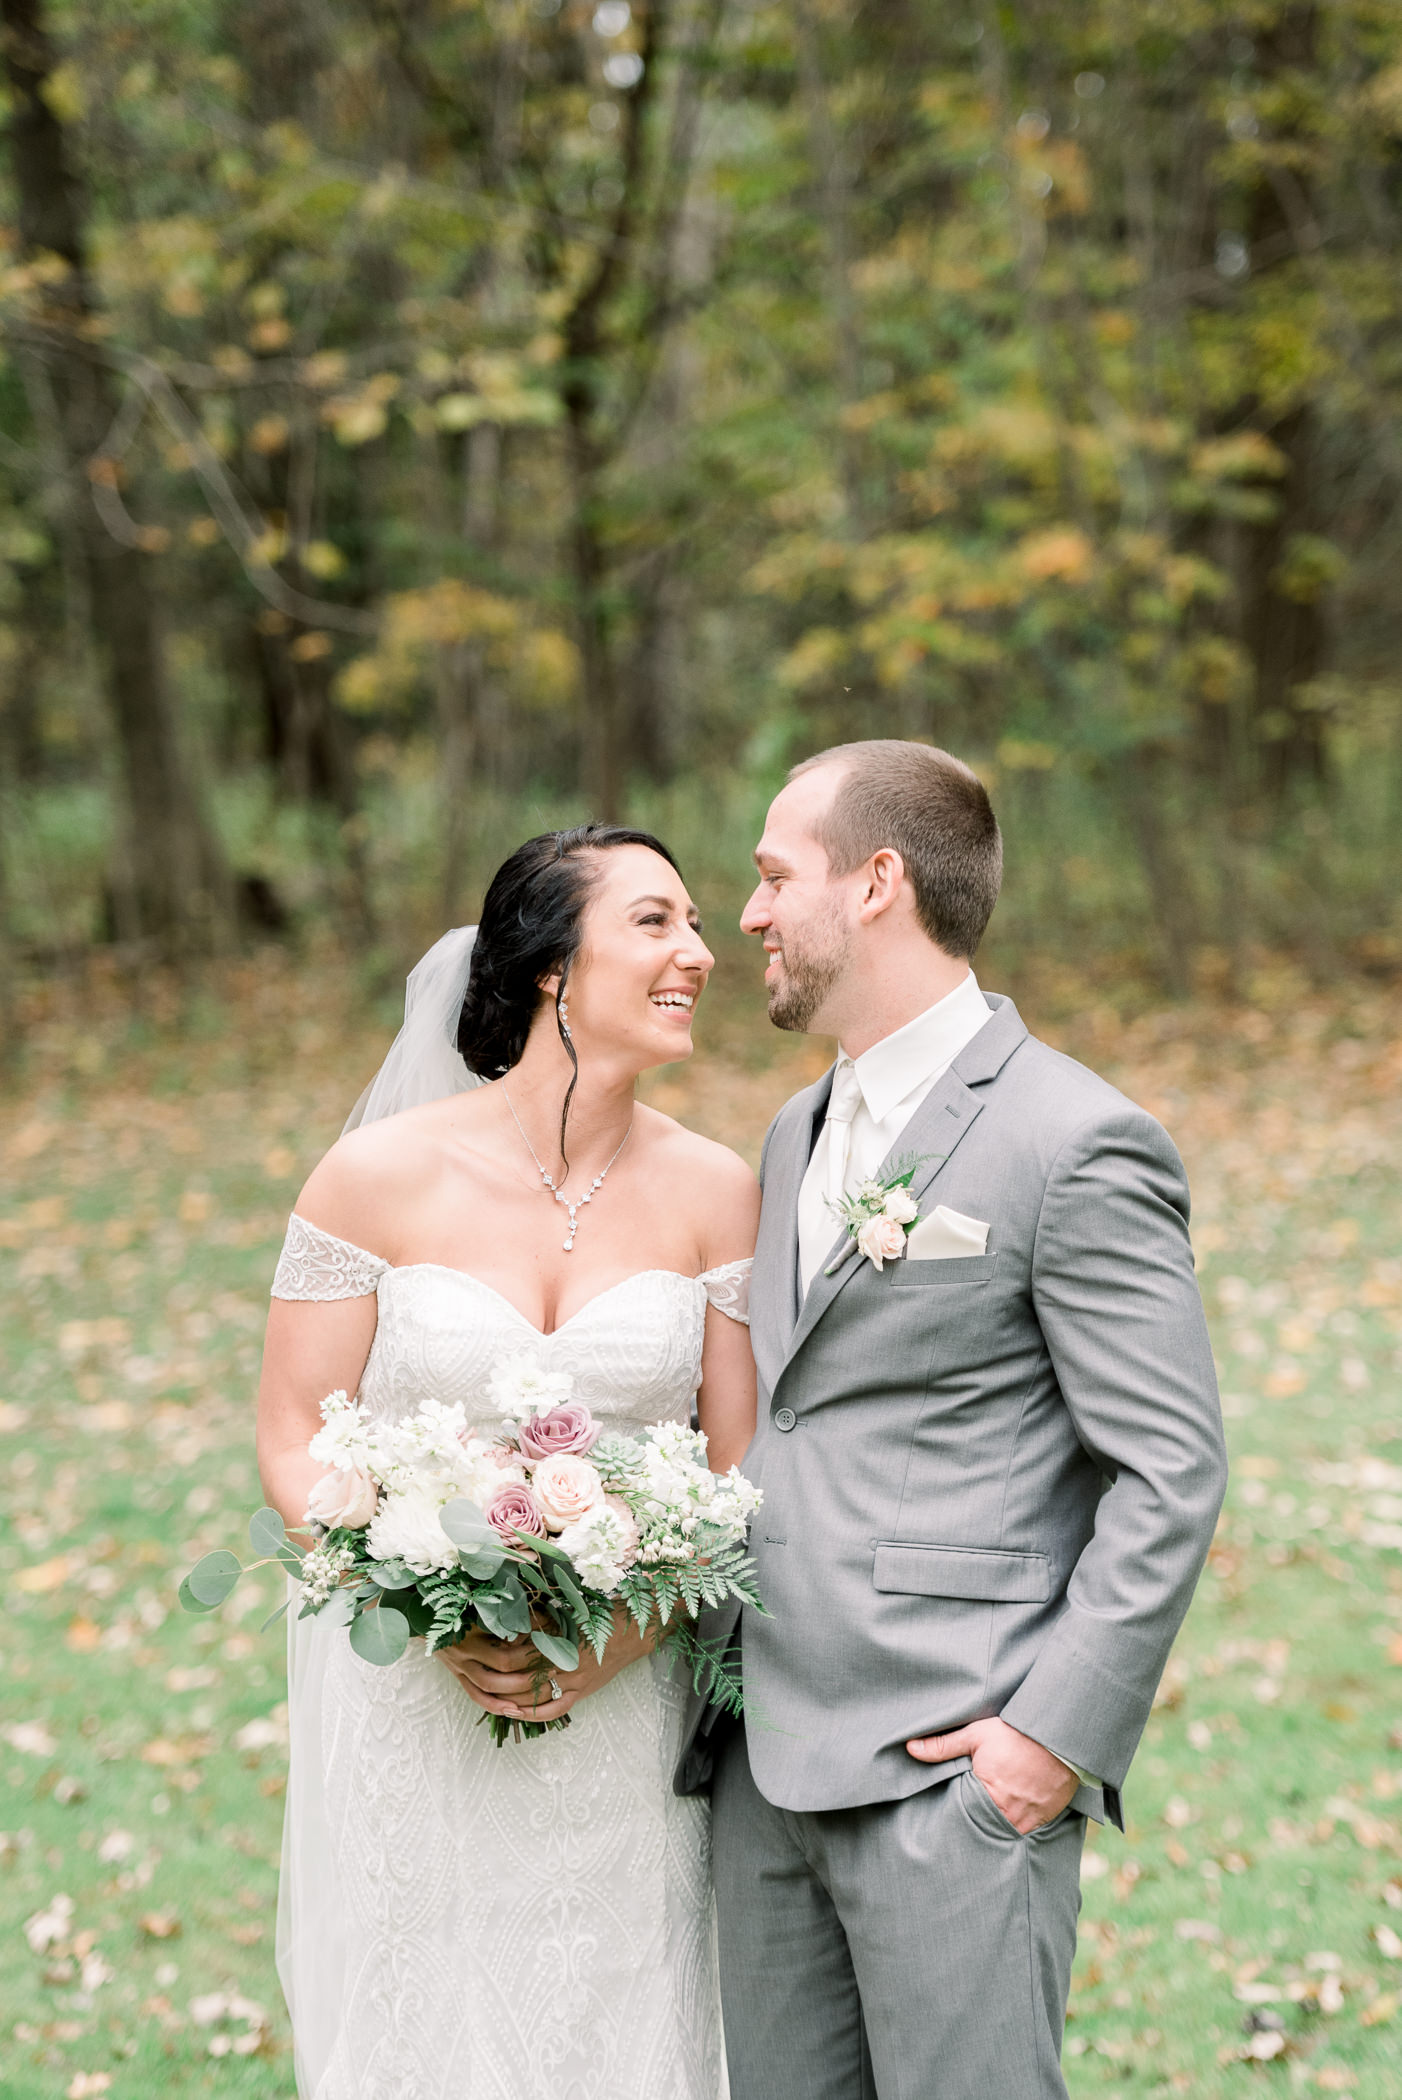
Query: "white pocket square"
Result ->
[[905, 1205, 990, 1261]]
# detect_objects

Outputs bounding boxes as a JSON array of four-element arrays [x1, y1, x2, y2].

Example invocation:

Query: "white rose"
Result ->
[[366, 1483, 459, 1574], [305, 1465, 378, 1530], [882, 1187, 919, 1225]]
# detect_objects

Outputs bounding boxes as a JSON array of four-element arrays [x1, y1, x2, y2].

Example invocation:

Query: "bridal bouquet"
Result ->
[[180, 1354, 763, 1745]]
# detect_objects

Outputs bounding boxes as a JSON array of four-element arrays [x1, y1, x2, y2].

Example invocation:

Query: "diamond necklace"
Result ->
[[501, 1088, 634, 1253]]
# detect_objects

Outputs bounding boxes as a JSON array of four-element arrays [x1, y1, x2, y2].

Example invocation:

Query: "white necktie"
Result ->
[[796, 1058, 864, 1295]]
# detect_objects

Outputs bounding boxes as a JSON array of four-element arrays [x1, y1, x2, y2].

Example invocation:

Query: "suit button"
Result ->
[[773, 1406, 797, 1432]]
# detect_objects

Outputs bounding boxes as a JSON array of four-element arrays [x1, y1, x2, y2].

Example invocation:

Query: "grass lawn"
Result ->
[[1, 953, 1400, 2098]]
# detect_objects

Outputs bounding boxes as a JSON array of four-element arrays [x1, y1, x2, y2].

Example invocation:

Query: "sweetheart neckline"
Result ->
[[380, 1262, 705, 1339]]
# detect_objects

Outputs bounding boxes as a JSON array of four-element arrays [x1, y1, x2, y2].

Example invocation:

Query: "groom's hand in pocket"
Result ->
[[905, 1715, 1079, 1834]]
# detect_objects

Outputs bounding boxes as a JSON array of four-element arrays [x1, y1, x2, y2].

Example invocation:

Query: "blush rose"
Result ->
[[518, 1402, 600, 1461], [305, 1465, 378, 1529], [532, 1454, 606, 1532], [856, 1213, 907, 1270]]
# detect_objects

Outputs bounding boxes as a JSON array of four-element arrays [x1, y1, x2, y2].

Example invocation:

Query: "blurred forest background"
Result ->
[[5, 10, 1402, 2096], [2, 0, 1401, 1041]]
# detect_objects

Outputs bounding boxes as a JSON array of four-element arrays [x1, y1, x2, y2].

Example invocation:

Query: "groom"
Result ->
[[678, 741, 1227, 2098]]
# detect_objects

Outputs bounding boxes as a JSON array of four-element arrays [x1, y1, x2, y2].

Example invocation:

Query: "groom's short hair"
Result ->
[[789, 740, 1002, 958]]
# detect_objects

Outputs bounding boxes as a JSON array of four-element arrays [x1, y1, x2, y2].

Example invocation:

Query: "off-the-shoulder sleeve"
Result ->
[[270, 1214, 390, 1301], [697, 1258, 752, 1326]]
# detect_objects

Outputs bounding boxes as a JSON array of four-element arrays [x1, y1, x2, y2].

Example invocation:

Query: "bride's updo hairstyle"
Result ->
[[457, 824, 683, 1152]]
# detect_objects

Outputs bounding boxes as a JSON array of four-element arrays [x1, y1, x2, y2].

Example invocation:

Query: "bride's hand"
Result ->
[[440, 1610, 655, 1724], [437, 1629, 538, 1709]]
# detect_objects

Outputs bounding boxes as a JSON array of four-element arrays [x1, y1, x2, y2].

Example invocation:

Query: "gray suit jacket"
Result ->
[[676, 995, 1227, 1830]]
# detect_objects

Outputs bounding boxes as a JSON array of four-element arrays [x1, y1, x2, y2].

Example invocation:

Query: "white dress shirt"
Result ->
[[796, 970, 992, 1294]]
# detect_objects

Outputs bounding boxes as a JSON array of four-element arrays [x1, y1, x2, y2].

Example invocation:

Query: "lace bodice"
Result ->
[[271, 1214, 750, 1445], [274, 1213, 750, 1319]]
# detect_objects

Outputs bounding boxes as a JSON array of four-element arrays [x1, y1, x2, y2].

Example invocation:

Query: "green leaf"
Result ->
[[178, 1573, 215, 1614], [275, 1545, 306, 1576], [531, 1628, 580, 1671], [186, 1549, 242, 1608], [396, 1591, 436, 1638], [319, 1587, 358, 1627], [368, 1562, 414, 1588], [259, 1597, 291, 1633], [439, 1499, 496, 1550], [458, 1546, 506, 1579], [348, 1605, 410, 1664], [249, 1506, 287, 1555]]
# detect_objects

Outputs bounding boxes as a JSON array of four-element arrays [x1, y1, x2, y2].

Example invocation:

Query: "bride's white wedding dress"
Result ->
[[271, 1215, 748, 2100]]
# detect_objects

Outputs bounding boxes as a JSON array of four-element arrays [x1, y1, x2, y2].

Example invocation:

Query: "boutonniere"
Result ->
[[826, 1157, 931, 1274]]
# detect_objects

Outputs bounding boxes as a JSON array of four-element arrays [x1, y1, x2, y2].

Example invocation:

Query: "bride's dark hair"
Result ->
[[457, 824, 683, 1156]]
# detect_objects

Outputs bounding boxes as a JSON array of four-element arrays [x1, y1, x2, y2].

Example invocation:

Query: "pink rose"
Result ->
[[305, 1465, 378, 1529], [532, 1454, 605, 1532], [518, 1402, 600, 1461], [856, 1213, 907, 1270], [484, 1482, 549, 1542]]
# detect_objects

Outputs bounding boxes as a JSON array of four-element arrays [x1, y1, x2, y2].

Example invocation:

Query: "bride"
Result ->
[[255, 824, 759, 2100]]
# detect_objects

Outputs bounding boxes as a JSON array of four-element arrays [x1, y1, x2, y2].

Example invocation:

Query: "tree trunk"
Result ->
[[1, 0, 230, 955]]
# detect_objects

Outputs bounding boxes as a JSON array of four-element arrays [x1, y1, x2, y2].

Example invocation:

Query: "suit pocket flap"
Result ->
[[890, 1253, 998, 1286], [873, 1542, 1050, 1602]]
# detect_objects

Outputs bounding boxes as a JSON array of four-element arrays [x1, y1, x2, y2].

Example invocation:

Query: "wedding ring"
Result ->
[[548, 1676, 563, 1701]]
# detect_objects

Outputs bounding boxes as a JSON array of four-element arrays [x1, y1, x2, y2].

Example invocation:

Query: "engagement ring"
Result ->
[[548, 1676, 563, 1701]]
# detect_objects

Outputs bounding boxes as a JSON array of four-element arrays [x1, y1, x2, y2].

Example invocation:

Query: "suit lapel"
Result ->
[[749, 1071, 830, 1390], [782, 994, 1029, 1363]]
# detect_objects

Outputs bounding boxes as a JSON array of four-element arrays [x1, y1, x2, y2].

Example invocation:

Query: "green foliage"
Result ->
[[0, 1, 1397, 982]]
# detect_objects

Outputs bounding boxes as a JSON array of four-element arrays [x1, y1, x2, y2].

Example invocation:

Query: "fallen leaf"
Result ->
[[1375, 1922, 1402, 1959], [139, 1911, 181, 1939], [15, 1556, 69, 1594], [66, 2077, 111, 2100], [1361, 1994, 1396, 2027], [3, 1720, 57, 1757], [65, 1616, 102, 1653]]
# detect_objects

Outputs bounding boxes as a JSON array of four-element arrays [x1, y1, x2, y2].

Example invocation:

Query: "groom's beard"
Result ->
[[766, 897, 853, 1032]]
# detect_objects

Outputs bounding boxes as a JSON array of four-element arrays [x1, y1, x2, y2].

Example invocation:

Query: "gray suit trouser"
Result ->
[[712, 1724, 1084, 2100]]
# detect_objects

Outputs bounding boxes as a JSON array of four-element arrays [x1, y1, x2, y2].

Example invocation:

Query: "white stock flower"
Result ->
[[485, 1353, 576, 1425], [367, 1483, 459, 1575], [559, 1502, 638, 1594]]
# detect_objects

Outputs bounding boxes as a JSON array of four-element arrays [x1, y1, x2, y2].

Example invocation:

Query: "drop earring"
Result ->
[[558, 993, 571, 1040]]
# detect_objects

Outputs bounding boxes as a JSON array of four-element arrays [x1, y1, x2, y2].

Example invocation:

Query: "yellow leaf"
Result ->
[[1019, 527, 1094, 582], [17, 1556, 71, 1594]]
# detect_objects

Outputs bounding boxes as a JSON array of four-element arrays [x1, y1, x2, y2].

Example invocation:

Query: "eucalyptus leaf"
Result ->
[[348, 1605, 410, 1665], [459, 1546, 506, 1579], [319, 1587, 358, 1628], [248, 1506, 287, 1555], [178, 1573, 214, 1614], [276, 1544, 306, 1576], [368, 1562, 414, 1589], [530, 1628, 580, 1671], [259, 1597, 291, 1633], [439, 1498, 497, 1550], [396, 1591, 435, 1638], [186, 1549, 242, 1608]]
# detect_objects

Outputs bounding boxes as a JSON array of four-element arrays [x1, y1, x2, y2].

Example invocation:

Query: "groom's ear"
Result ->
[[856, 847, 907, 923]]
